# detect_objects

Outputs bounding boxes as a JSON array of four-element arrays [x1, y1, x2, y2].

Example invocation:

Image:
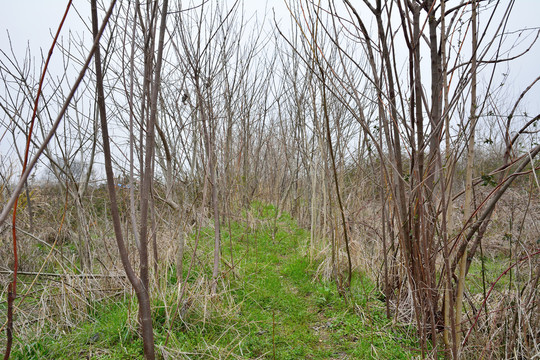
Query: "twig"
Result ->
[[0, 271, 127, 278], [4, 2, 74, 358], [462, 249, 540, 346]]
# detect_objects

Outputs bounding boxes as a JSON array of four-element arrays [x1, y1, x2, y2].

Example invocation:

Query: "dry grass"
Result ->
[[1, 178, 539, 358], [300, 183, 540, 358]]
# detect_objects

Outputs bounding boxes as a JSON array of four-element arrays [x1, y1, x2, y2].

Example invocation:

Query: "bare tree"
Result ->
[[91, 0, 169, 357], [282, 0, 540, 357]]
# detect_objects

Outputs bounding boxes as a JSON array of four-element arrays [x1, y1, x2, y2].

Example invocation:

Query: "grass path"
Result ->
[[11, 203, 419, 359], [198, 203, 419, 359]]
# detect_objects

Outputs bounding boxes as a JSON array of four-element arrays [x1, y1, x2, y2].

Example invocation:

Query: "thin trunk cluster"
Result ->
[[1, 0, 539, 359]]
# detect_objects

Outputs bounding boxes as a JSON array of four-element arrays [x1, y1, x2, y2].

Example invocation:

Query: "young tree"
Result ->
[[285, 0, 540, 357], [91, 0, 168, 357]]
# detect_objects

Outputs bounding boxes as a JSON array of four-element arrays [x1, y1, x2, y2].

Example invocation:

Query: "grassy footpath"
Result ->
[[12, 202, 419, 359]]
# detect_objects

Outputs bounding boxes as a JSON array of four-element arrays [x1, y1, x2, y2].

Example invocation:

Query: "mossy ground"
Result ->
[[10, 202, 419, 359]]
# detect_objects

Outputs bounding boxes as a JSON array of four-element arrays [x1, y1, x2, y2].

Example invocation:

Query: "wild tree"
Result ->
[[90, 0, 171, 357], [287, 0, 540, 357], [165, 0, 273, 294], [0, 1, 118, 357]]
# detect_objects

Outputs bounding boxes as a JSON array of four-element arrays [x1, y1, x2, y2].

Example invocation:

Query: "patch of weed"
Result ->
[[10, 202, 423, 359]]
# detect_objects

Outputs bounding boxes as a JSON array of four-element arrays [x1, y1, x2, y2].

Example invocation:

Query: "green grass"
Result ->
[[10, 202, 420, 359], [13, 302, 143, 359], [466, 254, 527, 295]]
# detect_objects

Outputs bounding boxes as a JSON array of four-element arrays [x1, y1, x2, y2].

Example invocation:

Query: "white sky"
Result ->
[[2, 0, 539, 108], [1, 0, 540, 178]]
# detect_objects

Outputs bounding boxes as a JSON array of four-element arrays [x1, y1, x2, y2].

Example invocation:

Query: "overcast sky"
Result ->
[[1, 0, 539, 105], [2, 1, 539, 100], [1, 0, 540, 171]]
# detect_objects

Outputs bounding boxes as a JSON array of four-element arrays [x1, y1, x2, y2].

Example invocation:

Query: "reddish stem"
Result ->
[[4, 2, 72, 359], [462, 248, 540, 346]]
